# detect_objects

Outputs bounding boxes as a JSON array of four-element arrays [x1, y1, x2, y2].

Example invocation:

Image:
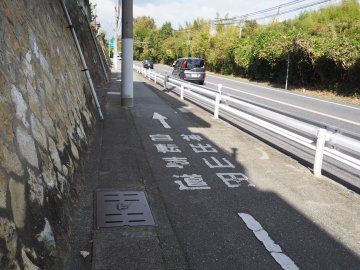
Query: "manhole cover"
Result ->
[[96, 191, 156, 228]]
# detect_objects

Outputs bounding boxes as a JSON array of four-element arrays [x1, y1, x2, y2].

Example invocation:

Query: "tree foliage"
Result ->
[[133, 0, 360, 96]]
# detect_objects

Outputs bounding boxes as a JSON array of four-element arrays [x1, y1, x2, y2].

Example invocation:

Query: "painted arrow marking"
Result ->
[[153, 112, 171, 129]]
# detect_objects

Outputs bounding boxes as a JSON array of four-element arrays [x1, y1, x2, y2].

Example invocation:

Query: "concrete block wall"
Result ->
[[0, 0, 107, 268]]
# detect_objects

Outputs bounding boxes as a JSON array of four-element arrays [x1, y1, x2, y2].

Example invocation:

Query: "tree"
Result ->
[[133, 16, 157, 59]]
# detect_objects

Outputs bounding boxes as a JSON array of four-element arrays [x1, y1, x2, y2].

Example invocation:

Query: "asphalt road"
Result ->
[[135, 62, 360, 189], [149, 62, 360, 136], [131, 73, 360, 270]]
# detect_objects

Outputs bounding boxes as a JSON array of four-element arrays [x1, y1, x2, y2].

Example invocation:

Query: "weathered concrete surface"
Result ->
[[0, 0, 108, 268], [65, 68, 360, 269], [129, 71, 360, 269], [65, 70, 188, 270]]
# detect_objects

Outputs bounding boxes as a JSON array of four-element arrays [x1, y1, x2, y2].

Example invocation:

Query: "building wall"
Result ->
[[0, 0, 107, 268]]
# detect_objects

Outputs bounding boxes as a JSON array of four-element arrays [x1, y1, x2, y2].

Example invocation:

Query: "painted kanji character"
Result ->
[[149, 134, 173, 142], [155, 144, 181, 153], [216, 173, 248, 188], [181, 134, 203, 142], [203, 157, 235, 168], [173, 174, 211, 190], [163, 157, 190, 168], [190, 143, 218, 153]]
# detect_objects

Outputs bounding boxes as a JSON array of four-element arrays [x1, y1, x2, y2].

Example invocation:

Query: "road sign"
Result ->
[[110, 38, 115, 49]]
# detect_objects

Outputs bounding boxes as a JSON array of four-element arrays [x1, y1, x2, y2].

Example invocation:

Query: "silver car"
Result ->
[[172, 58, 206, 85]]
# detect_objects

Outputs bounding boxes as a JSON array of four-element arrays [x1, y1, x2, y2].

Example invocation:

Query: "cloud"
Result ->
[[92, 0, 342, 37], [92, 0, 116, 35], [132, 0, 272, 28]]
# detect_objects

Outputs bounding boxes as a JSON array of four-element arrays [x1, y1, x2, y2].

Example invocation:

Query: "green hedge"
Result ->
[[132, 1, 360, 96]]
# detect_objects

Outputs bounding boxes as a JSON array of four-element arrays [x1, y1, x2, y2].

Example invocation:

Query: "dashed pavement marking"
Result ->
[[238, 213, 299, 270]]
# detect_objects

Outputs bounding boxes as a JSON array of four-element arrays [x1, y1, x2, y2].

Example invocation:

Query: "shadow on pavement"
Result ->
[[136, 77, 360, 269]]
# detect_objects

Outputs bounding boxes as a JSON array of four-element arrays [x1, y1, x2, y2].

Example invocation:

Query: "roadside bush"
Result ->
[[131, 1, 360, 96], [248, 31, 290, 82]]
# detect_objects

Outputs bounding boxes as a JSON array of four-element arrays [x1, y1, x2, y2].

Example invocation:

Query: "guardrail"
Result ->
[[134, 64, 360, 180]]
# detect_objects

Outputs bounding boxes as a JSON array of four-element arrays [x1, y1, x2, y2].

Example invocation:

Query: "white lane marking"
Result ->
[[155, 64, 360, 111], [155, 64, 360, 123], [206, 74, 360, 111], [107, 92, 121, 95], [152, 112, 171, 129], [206, 81, 360, 126], [238, 213, 299, 270]]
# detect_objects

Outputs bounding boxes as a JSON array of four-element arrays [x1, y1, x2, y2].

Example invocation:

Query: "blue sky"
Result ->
[[91, 0, 342, 37]]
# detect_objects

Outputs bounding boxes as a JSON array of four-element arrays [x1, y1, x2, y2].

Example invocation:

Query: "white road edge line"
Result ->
[[206, 81, 360, 126], [238, 213, 299, 270], [155, 65, 360, 125], [206, 74, 360, 111], [155, 64, 360, 111], [154, 65, 360, 125]]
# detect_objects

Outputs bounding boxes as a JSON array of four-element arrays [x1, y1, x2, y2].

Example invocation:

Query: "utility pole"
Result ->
[[121, 0, 133, 107], [113, 0, 121, 70], [285, 51, 290, 91], [239, 16, 247, 38], [93, 4, 97, 25], [238, 18, 244, 38], [210, 22, 216, 36]]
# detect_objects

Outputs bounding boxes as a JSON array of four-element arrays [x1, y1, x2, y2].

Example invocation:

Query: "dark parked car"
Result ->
[[172, 57, 206, 84], [143, 59, 154, 69]]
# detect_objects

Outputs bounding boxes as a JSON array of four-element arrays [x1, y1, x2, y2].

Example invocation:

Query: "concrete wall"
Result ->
[[0, 0, 107, 268]]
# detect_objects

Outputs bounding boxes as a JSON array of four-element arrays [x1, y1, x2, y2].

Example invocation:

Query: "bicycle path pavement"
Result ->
[[66, 68, 360, 270]]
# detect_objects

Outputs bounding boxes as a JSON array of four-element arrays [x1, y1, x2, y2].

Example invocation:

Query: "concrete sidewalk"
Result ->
[[65, 68, 360, 269], [65, 70, 187, 270]]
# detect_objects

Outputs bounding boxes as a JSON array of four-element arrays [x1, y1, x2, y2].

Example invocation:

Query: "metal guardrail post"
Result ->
[[164, 75, 168, 90], [218, 83, 223, 95], [180, 84, 185, 100], [214, 94, 221, 119], [214, 84, 223, 119], [154, 73, 157, 84], [314, 129, 327, 177]]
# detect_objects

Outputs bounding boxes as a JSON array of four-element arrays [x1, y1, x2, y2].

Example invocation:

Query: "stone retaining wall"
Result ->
[[0, 0, 107, 268]]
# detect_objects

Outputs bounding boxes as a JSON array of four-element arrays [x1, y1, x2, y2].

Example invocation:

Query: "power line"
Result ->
[[252, 0, 331, 21], [213, 0, 308, 22], [213, 0, 332, 24], [213, 0, 305, 22], [239, 0, 308, 18]]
